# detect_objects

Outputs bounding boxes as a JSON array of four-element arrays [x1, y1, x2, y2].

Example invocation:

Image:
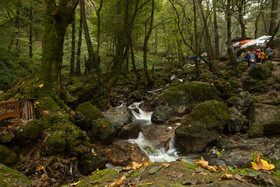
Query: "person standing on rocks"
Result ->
[[265, 46, 274, 60], [244, 51, 255, 68]]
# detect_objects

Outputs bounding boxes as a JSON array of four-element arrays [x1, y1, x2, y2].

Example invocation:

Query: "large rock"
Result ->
[[15, 120, 43, 142], [147, 81, 220, 115], [78, 147, 107, 175], [75, 102, 104, 130], [248, 63, 273, 80], [151, 105, 179, 123], [119, 123, 141, 139], [228, 91, 253, 115], [0, 145, 17, 166], [206, 134, 280, 168], [103, 140, 149, 166], [248, 104, 280, 137], [0, 163, 31, 186], [43, 131, 67, 155], [90, 119, 116, 143], [175, 100, 231, 153], [103, 107, 132, 132], [227, 107, 247, 133]]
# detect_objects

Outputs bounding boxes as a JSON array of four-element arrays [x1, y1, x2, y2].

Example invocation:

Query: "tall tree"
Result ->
[[268, 0, 279, 35], [143, 0, 155, 87], [75, 3, 82, 76], [70, 10, 76, 75], [236, 0, 247, 40], [80, 0, 96, 74], [213, 0, 219, 56], [226, 0, 237, 65], [195, 0, 215, 61], [38, 0, 79, 91]]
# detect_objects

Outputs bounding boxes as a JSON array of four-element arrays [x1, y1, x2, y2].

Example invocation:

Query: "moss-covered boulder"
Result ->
[[0, 163, 31, 186], [78, 147, 107, 175], [242, 77, 269, 93], [214, 78, 242, 99], [151, 105, 179, 123], [119, 123, 141, 139], [43, 131, 67, 155], [0, 145, 17, 165], [91, 119, 116, 143], [228, 91, 253, 115], [148, 81, 220, 114], [248, 104, 280, 138], [76, 102, 104, 130], [249, 63, 272, 80], [175, 100, 231, 153], [15, 120, 43, 142]]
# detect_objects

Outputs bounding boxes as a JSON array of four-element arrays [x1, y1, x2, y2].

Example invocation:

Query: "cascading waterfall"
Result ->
[[128, 102, 198, 163]]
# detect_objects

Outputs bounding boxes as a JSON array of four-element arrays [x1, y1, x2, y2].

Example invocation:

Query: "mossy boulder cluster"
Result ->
[[91, 119, 116, 143], [15, 120, 43, 142], [148, 81, 220, 114], [175, 100, 231, 153]]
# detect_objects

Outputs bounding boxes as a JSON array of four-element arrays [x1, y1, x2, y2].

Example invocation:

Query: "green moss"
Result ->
[[76, 102, 104, 127], [249, 64, 272, 80], [91, 119, 116, 143], [0, 145, 17, 165], [248, 122, 264, 138], [0, 163, 31, 186], [0, 134, 14, 143], [44, 131, 67, 155], [16, 120, 43, 142]]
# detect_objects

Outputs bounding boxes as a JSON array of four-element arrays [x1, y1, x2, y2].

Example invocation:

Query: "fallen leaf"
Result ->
[[251, 154, 275, 170], [108, 176, 126, 187], [102, 125, 106, 128], [220, 174, 233, 180], [131, 183, 154, 187], [132, 162, 142, 170], [131, 145, 134, 151], [141, 159, 149, 166], [162, 163, 170, 168], [194, 159, 216, 172], [219, 165, 227, 172], [39, 84, 44, 88]]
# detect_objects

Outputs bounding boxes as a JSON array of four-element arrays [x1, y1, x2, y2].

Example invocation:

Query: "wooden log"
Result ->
[[22, 99, 36, 120]]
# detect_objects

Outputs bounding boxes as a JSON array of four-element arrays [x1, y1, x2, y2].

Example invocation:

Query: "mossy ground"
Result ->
[[71, 161, 280, 187]]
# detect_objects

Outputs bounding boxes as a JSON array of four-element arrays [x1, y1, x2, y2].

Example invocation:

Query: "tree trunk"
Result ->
[[213, 0, 219, 56], [226, 0, 237, 65], [80, 0, 95, 74], [268, 0, 279, 35], [75, 3, 82, 76], [195, 0, 215, 61], [22, 99, 36, 120], [38, 0, 79, 90], [70, 11, 76, 75], [143, 0, 155, 87], [236, 0, 246, 40], [29, 0, 33, 58]]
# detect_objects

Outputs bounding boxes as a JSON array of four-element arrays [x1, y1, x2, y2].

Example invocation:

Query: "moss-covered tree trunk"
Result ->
[[38, 0, 79, 91], [226, 0, 237, 65]]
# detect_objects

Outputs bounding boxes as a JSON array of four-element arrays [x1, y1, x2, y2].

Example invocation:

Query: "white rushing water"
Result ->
[[128, 102, 198, 163]]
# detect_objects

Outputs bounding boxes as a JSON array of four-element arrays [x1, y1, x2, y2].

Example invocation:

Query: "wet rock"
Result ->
[[103, 140, 148, 166], [145, 81, 220, 115], [75, 102, 104, 130], [119, 123, 141, 139], [78, 147, 107, 175], [228, 91, 253, 115], [227, 107, 246, 133], [15, 120, 43, 142], [207, 135, 280, 168], [248, 104, 280, 137], [249, 63, 273, 80], [0, 145, 17, 166], [142, 125, 175, 150], [103, 107, 133, 132], [0, 163, 31, 186], [175, 100, 231, 153], [91, 119, 116, 143], [43, 131, 67, 155], [151, 105, 179, 123]]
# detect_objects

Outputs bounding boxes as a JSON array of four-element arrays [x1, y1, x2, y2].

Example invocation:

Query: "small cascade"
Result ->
[[128, 102, 198, 163], [128, 102, 153, 123]]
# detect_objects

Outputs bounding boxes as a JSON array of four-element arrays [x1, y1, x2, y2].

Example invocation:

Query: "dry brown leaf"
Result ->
[[219, 165, 227, 172], [141, 159, 149, 166], [251, 154, 275, 170], [132, 162, 142, 170], [162, 163, 170, 168], [194, 159, 216, 172], [131, 146, 134, 151], [220, 174, 233, 180], [108, 176, 126, 187]]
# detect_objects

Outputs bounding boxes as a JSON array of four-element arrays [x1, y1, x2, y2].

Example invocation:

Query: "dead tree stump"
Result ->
[[22, 99, 36, 120]]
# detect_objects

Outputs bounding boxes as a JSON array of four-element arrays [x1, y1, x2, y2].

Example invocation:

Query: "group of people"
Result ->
[[243, 46, 274, 68]]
